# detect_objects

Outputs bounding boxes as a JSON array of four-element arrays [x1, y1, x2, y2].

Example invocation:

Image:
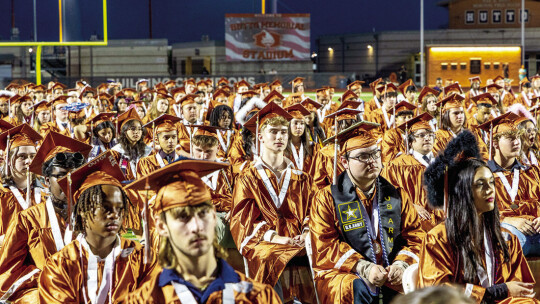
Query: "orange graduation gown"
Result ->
[[309, 144, 344, 190], [38, 237, 159, 304], [0, 201, 70, 303], [0, 185, 45, 237], [381, 128, 406, 165], [382, 153, 444, 232], [230, 158, 315, 302], [419, 223, 537, 304], [309, 178, 425, 303]]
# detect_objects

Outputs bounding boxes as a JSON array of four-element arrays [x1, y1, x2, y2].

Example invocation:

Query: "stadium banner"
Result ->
[[225, 14, 310, 61]]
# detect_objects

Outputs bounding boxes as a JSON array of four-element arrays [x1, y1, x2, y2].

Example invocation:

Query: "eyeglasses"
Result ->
[[524, 127, 538, 134], [348, 149, 381, 163], [128, 127, 143, 133], [414, 132, 435, 140]]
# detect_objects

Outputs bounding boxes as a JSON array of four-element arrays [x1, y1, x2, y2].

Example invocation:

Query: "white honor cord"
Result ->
[[290, 142, 304, 171], [9, 186, 41, 210], [78, 235, 121, 304], [256, 166, 292, 209], [217, 130, 232, 154], [155, 153, 166, 168], [495, 169, 519, 202], [45, 198, 72, 251], [202, 171, 220, 191]]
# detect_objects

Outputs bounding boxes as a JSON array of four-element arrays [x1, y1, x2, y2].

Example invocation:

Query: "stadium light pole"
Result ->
[[522, 0, 525, 66], [420, 0, 425, 87], [33, 0, 37, 41]]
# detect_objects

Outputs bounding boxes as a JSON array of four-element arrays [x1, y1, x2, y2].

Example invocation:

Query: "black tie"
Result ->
[[422, 155, 430, 164], [61, 123, 68, 128]]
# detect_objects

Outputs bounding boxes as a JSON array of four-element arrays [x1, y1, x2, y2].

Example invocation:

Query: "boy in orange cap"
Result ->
[[39, 151, 159, 303], [380, 100, 416, 164], [309, 122, 424, 303], [0, 131, 90, 303], [382, 113, 444, 232], [123, 159, 281, 303], [39, 96, 72, 138], [365, 83, 399, 137], [137, 114, 182, 177], [0, 124, 43, 244], [231, 102, 316, 303], [479, 113, 540, 256]]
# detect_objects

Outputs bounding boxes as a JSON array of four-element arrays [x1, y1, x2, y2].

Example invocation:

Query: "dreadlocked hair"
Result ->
[[74, 184, 132, 233], [158, 202, 227, 269]]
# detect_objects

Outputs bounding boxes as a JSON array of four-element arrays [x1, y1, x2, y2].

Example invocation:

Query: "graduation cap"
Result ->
[[376, 83, 398, 96], [289, 77, 305, 86], [471, 93, 497, 107], [397, 112, 434, 154], [493, 76, 504, 83], [116, 107, 142, 133], [418, 87, 439, 103], [217, 77, 229, 86], [300, 98, 323, 112], [323, 121, 379, 184], [347, 80, 365, 90], [57, 150, 126, 229], [239, 90, 258, 100], [213, 88, 230, 99], [437, 94, 465, 114], [235, 80, 250, 89], [243, 101, 293, 134], [165, 79, 178, 87], [388, 100, 416, 115], [64, 103, 90, 121], [442, 83, 463, 96], [0, 120, 15, 134], [33, 84, 46, 92], [478, 112, 520, 160], [154, 82, 167, 91], [80, 86, 96, 98], [325, 108, 362, 122], [285, 104, 311, 119], [484, 84, 503, 94], [0, 123, 42, 151], [369, 78, 383, 94], [28, 131, 92, 176], [125, 157, 228, 263], [178, 94, 198, 106], [121, 88, 137, 98], [340, 90, 359, 102], [136, 79, 149, 86], [51, 82, 67, 91], [398, 79, 416, 95], [468, 76, 481, 84], [49, 95, 70, 110], [0, 124, 42, 177], [143, 114, 181, 151], [5, 83, 20, 91], [337, 99, 362, 111], [269, 79, 282, 89], [183, 79, 195, 87], [243, 102, 293, 156]]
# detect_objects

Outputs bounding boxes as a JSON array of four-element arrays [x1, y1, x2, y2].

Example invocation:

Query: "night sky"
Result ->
[[1, 0, 449, 50]]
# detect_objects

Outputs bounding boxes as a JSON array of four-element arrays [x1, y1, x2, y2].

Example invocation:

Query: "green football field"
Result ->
[[304, 92, 374, 103]]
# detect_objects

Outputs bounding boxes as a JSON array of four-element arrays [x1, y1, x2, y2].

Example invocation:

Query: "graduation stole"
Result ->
[[331, 172, 402, 265]]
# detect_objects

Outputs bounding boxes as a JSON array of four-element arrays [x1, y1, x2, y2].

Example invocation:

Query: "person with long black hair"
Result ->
[[419, 130, 537, 303], [110, 108, 152, 180], [209, 104, 237, 159], [87, 113, 118, 160], [285, 104, 315, 172]]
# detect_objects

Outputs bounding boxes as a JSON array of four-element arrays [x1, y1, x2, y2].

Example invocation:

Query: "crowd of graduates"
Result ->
[[0, 74, 538, 303]]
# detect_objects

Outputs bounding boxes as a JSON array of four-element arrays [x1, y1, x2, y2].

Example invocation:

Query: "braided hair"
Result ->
[[73, 184, 132, 233]]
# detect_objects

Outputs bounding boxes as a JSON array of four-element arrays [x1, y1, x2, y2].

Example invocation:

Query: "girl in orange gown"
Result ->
[[420, 131, 538, 303]]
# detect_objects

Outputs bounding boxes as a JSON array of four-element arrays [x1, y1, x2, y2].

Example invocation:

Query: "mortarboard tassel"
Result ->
[[489, 122, 493, 161], [143, 177, 151, 264], [255, 115, 260, 158], [26, 166, 31, 206], [66, 173, 73, 230], [4, 134, 10, 176], [333, 117, 338, 185]]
